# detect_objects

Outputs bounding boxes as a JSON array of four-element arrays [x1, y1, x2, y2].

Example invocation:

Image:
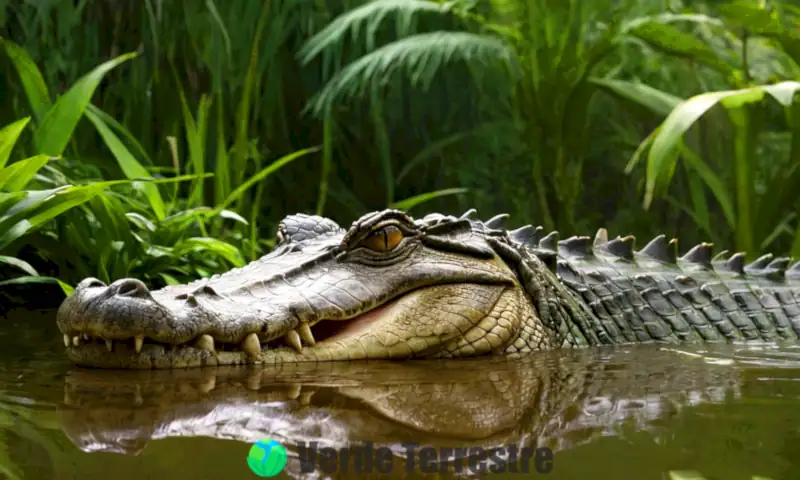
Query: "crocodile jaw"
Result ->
[[61, 283, 527, 368]]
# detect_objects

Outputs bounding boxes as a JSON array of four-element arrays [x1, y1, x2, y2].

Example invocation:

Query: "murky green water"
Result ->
[[2, 308, 800, 479]]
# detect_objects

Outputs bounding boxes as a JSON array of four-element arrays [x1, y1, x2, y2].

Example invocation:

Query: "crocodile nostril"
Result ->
[[77, 277, 107, 290], [114, 279, 150, 298]]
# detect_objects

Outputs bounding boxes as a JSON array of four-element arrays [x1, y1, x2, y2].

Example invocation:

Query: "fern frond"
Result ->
[[298, 0, 459, 64], [306, 31, 515, 116]]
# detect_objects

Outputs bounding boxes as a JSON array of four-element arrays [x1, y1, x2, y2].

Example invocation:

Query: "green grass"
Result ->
[[1, 0, 799, 301]]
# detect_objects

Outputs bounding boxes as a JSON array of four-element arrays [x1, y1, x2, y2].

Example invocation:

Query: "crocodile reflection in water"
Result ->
[[57, 347, 742, 478]]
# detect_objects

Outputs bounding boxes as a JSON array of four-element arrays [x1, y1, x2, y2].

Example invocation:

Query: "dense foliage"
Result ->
[[0, 0, 798, 304]]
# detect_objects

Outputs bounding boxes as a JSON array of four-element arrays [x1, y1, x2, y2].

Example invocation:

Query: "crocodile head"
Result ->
[[57, 209, 585, 368]]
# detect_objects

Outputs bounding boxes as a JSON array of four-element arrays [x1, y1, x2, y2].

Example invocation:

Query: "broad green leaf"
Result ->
[[390, 188, 468, 211], [718, 3, 782, 35], [628, 22, 729, 74], [125, 212, 156, 231], [85, 104, 154, 165], [0, 255, 38, 276], [644, 89, 755, 207], [0, 185, 105, 251], [219, 209, 248, 225], [0, 38, 52, 122], [0, 275, 74, 295], [159, 273, 181, 286], [84, 107, 166, 220], [0, 155, 51, 191], [719, 87, 765, 109], [172, 237, 245, 267], [0, 192, 26, 216], [591, 78, 683, 117], [0, 187, 68, 218], [0, 220, 32, 252], [34, 52, 139, 156], [762, 81, 800, 106], [220, 147, 321, 210], [0, 117, 31, 169], [27, 185, 106, 226]]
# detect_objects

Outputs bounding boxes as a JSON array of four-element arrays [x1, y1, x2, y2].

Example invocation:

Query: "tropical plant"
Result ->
[[0, 38, 319, 293], [621, 1, 800, 256]]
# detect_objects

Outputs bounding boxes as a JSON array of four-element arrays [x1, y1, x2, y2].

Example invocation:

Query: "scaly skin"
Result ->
[[56, 208, 800, 369], [56, 348, 744, 478]]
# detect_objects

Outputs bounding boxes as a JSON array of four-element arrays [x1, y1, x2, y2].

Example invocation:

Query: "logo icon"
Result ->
[[247, 438, 288, 477]]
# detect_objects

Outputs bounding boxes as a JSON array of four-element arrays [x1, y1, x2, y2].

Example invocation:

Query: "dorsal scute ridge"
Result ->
[[679, 242, 713, 268], [558, 236, 593, 258], [538, 231, 559, 251], [596, 235, 635, 261], [635, 234, 677, 264], [593, 228, 608, 246], [484, 213, 509, 230], [459, 209, 479, 221], [715, 252, 746, 275], [507, 225, 543, 248], [473, 216, 800, 283], [745, 253, 774, 272]]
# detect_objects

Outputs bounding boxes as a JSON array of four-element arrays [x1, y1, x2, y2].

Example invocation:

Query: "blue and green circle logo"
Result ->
[[247, 438, 287, 477]]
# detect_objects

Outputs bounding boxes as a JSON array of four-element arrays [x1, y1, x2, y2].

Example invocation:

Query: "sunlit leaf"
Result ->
[[0, 117, 31, 169], [591, 78, 683, 117], [0, 38, 52, 122], [390, 188, 467, 210], [172, 237, 245, 267], [84, 107, 166, 219], [220, 147, 321, 210], [219, 209, 248, 225], [34, 52, 138, 156], [0, 155, 52, 192], [0, 255, 39, 276], [0, 275, 74, 296], [641, 83, 800, 208]]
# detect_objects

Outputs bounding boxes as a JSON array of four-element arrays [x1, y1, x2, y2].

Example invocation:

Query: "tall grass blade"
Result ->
[[0, 117, 31, 169], [84, 108, 166, 220], [390, 187, 467, 211], [0, 255, 39, 276], [0, 38, 52, 122], [0, 155, 51, 191], [34, 52, 139, 156], [219, 147, 320, 211]]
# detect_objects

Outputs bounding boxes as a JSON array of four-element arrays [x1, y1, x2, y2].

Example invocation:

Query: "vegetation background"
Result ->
[[0, 0, 799, 309]]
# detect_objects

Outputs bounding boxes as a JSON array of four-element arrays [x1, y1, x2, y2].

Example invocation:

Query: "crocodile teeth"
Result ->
[[300, 391, 314, 406], [298, 323, 316, 346], [134, 336, 144, 354], [288, 384, 301, 399], [242, 333, 261, 358], [63, 335, 70, 347], [285, 330, 303, 353], [105, 339, 113, 352], [72, 336, 80, 347], [196, 334, 215, 354]]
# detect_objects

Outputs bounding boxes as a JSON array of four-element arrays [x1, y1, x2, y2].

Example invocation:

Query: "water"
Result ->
[[2, 309, 800, 479]]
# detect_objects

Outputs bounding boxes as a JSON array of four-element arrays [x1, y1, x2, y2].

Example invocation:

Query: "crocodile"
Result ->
[[56, 208, 800, 369]]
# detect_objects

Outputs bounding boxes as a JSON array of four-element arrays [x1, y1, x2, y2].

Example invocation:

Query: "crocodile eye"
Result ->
[[361, 225, 404, 252]]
